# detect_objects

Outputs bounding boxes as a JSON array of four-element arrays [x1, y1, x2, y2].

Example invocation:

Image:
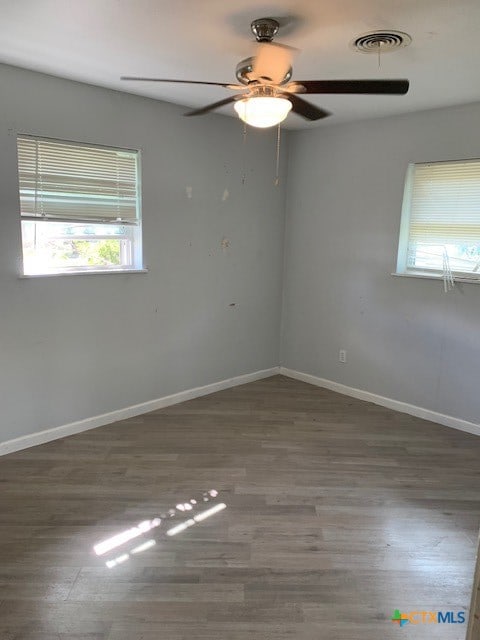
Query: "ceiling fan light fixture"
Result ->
[[234, 96, 292, 128]]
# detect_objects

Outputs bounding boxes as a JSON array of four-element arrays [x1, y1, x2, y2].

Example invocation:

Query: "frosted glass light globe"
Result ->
[[234, 96, 292, 128]]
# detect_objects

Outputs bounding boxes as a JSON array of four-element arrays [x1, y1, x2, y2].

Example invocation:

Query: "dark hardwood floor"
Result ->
[[0, 375, 479, 639]]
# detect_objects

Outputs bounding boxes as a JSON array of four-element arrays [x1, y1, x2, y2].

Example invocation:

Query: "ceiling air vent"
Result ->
[[351, 30, 412, 54]]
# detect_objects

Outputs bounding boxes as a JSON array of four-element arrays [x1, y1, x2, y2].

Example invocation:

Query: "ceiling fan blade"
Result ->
[[252, 42, 294, 84], [295, 79, 409, 95], [284, 94, 331, 121], [121, 77, 244, 90], [184, 95, 240, 117]]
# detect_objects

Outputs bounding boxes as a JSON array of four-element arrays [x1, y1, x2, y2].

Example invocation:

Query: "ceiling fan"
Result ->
[[121, 17, 410, 128]]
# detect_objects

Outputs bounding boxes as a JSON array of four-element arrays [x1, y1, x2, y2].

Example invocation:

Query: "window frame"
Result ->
[[16, 134, 145, 277], [395, 158, 480, 284]]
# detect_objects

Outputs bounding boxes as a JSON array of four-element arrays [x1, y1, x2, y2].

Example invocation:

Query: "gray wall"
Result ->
[[0, 64, 287, 442], [1, 61, 479, 444], [281, 102, 480, 424]]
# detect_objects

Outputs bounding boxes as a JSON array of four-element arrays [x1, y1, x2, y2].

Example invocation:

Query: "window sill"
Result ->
[[392, 271, 480, 285], [20, 268, 148, 278]]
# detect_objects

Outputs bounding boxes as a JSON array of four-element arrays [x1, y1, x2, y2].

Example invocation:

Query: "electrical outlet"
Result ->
[[339, 349, 347, 363]]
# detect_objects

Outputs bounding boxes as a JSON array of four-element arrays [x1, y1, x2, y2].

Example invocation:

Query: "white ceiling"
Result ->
[[1, 0, 480, 129]]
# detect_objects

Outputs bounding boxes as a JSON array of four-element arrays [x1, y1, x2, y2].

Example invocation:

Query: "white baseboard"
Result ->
[[280, 367, 480, 438], [0, 366, 281, 456], [4, 364, 476, 457]]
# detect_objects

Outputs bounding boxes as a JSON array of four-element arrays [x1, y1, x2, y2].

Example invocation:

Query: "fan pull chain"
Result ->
[[274, 123, 281, 186], [241, 122, 248, 185]]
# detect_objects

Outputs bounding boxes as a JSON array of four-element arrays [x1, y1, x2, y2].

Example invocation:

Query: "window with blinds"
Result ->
[[396, 159, 480, 282], [16, 135, 143, 275]]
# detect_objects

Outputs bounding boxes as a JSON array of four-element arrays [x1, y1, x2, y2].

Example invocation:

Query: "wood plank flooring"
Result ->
[[0, 375, 479, 640]]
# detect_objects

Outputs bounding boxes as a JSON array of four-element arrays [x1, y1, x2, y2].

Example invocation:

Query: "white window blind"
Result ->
[[397, 159, 480, 282], [17, 136, 139, 224], [408, 160, 480, 245]]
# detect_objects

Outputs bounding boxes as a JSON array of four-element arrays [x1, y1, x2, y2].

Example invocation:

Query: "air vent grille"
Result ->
[[351, 30, 412, 54]]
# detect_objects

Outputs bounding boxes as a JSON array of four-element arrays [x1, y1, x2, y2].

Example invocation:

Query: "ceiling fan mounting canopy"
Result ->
[[250, 17, 280, 42]]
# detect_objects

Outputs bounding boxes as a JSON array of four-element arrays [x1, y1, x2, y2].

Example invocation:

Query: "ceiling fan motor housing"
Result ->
[[235, 57, 292, 85]]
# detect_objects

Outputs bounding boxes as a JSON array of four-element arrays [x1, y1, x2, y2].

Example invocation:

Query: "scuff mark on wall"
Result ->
[[186, 186, 192, 199], [221, 237, 231, 252], [222, 189, 229, 202]]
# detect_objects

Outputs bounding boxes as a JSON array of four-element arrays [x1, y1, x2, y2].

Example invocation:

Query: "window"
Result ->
[[396, 159, 480, 283], [17, 135, 142, 275]]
